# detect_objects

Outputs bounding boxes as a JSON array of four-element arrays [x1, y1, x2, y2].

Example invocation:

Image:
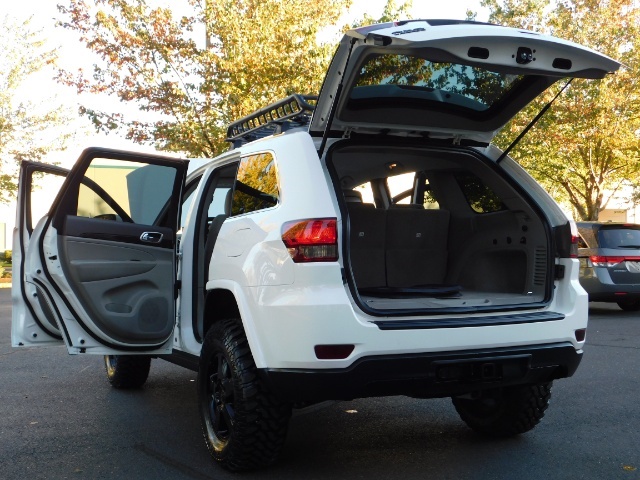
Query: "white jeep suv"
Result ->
[[12, 20, 619, 471]]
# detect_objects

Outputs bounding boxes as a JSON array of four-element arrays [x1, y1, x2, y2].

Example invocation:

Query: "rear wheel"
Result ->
[[104, 355, 151, 389], [452, 382, 552, 437], [616, 299, 640, 311], [198, 318, 291, 471]]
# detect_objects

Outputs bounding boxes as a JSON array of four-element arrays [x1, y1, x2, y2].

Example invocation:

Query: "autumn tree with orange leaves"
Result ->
[[57, 0, 413, 158], [481, 0, 640, 220]]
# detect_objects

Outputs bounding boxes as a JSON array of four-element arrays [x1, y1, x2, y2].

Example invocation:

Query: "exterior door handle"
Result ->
[[140, 232, 163, 244]]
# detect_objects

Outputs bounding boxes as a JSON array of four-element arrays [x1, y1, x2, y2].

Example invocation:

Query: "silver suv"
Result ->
[[13, 20, 619, 471]]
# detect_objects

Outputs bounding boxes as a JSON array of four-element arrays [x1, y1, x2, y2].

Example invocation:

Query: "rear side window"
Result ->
[[231, 152, 279, 216], [387, 172, 414, 205], [455, 174, 505, 214], [597, 227, 640, 248]]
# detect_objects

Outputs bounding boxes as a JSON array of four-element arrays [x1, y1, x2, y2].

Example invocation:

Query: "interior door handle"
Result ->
[[140, 232, 163, 244]]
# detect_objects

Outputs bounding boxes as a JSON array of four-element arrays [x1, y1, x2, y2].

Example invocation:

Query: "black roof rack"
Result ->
[[225, 94, 317, 148]]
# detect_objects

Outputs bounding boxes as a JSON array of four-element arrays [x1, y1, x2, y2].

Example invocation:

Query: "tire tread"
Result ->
[[199, 318, 291, 471], [452, 382, 552, 437], [104, 355, 151, 389]]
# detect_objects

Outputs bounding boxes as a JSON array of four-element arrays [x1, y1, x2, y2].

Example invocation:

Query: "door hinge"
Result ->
[[174, 280, 181, 299], [554, 264, 565, 280]]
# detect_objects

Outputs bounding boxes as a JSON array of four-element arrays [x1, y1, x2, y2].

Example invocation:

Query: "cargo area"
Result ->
[[329, 143, 551, 312]]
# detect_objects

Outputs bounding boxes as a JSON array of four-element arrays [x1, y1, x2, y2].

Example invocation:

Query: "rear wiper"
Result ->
[[617, 245, 640, 248]]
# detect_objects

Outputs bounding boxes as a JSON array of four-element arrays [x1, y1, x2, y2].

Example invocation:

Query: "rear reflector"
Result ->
[[314, 344, 354, 359], [575, 329, 586, 342], [282, 218, 338, 263]]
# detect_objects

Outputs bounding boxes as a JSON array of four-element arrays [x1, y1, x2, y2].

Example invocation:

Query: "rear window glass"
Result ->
[[351, 54, 523, 112], [597, 227, 640, 248], [455, 174, 505, 214]]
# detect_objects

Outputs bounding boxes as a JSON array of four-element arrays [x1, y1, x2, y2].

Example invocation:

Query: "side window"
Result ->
[[422, 185, 440, 210], [418, 174, 440, 210], [200, 162, 239, 231], [76, 158, 179, 225], [208, 165, 238, 219], [231, 153, 279, 216], [455, 173, 505, 214], [386, 172, 415, 205], [577, 235, 588, 249], [354, 182, 375, 205]]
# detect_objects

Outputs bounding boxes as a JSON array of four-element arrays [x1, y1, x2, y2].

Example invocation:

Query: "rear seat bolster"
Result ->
[[347, 203, 387, 289]]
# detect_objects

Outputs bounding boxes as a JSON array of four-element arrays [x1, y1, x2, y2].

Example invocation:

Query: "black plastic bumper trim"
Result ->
[[373, 310, 565, 330], [259, 342, 581, 403]]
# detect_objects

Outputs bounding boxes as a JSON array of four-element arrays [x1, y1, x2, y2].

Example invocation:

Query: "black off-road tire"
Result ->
[[104, 355, 151, 389], [198, 318, 292, 471], [452, 382, 552, 437], [616, 299, 640, 311]]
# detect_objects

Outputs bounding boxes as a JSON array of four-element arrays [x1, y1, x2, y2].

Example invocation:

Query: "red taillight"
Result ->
[[281, 218, 338, 263], [589, 256, 625, 267]]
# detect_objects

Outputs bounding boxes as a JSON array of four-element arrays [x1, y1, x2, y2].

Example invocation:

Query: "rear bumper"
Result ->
[[259, 342, 582, 402], [580, 273, 640, 302]]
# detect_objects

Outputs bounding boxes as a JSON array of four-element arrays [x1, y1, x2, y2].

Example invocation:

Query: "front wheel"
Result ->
[[104, 355, 151, 389], [197, 318, 291, 471], [452, 382, 552, 437]]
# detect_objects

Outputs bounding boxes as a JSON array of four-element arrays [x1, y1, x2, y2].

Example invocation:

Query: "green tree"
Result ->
[[0, 16, 73, 204], [480, 0, 640, 220], [57, 0, 412, 158]]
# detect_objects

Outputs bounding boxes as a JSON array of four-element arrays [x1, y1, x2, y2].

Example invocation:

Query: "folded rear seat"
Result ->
[[385, 205, 450, 288], [345, 190, 451, 291]]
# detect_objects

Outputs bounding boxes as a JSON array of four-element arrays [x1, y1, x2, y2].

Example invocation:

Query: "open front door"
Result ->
[[12, 148, 188, 355]]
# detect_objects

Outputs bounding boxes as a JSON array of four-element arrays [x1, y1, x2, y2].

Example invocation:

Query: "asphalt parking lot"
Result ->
[[1, 288, 638, 479]]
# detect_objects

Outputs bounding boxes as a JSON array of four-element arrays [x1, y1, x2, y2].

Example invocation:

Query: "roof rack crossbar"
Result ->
[[225, 94, 317, 147]]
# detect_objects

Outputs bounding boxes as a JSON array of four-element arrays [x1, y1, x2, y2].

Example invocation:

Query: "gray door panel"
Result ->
[[59, 236, 174, 344]]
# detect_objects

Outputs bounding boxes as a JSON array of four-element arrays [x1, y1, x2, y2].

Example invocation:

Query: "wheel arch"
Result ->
[[203, 289, 240, 335], [202, 285, 267, 367]]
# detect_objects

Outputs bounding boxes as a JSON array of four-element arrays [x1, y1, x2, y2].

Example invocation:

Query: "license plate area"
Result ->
[[433, 355, 530, 384]]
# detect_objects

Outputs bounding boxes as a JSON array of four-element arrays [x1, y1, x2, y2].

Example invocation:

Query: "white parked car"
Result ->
[[12, 20, 619, 471]]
